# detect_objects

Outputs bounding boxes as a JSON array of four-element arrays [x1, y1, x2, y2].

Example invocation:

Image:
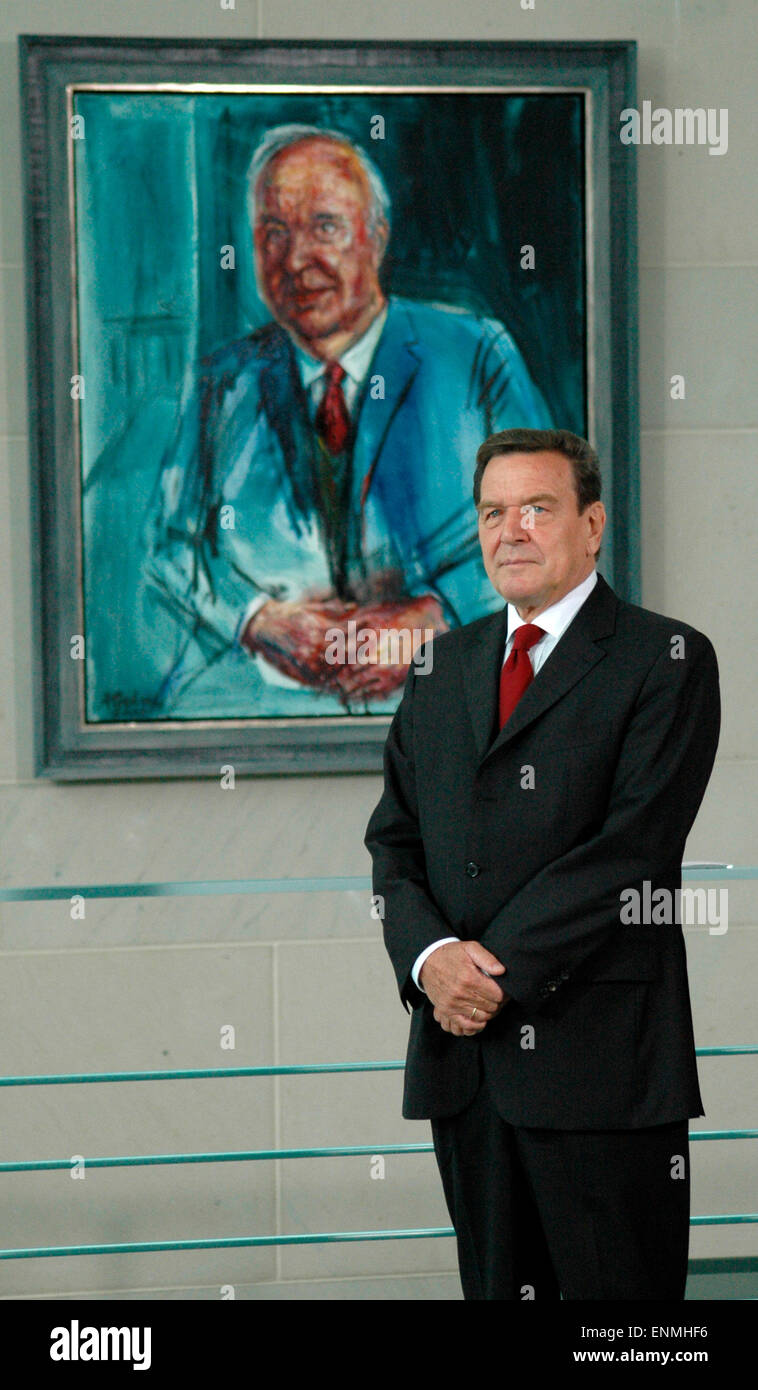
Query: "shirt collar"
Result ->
[[294, 303, 389, 389], [506, 568, 598, 644]]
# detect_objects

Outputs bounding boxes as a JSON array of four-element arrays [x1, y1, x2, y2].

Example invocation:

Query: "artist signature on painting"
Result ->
[[100, 690, 165, 720]]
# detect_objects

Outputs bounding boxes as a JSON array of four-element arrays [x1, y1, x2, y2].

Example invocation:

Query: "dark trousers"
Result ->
[[430, 1062, 691, 1301]]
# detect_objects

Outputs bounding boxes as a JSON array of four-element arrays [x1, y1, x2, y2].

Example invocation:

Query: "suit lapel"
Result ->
[[257, 326, 321, 526], [257, 308, 423, 532], [460, 604, 509, 760], [461, 573, 619, 762], [349, 299, 422, 513]]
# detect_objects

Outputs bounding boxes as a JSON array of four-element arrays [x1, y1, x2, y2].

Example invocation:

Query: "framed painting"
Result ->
[[19, 37, 639, 778]]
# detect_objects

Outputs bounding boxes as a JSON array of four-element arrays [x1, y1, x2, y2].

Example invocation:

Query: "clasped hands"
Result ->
[[419, 941, 509, 1037], [241, 593, 448, 698]]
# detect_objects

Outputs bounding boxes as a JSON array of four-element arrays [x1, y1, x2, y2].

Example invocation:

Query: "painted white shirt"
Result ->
[[294, 302, 389, 418]]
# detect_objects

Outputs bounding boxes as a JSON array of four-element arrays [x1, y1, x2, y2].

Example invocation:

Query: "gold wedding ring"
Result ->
[[471, 1007, 478, 1020]]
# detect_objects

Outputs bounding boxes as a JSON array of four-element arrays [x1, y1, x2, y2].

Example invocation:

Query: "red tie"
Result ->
[[499, 623, 545, 728], [315, 361, 351, 454]]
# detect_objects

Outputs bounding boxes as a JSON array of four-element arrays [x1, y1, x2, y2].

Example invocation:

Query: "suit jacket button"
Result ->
[[539, 986, 550, 999], [547, 981, 558, 991], [465, 861, 480, 878], [559, 970, 570, 981]]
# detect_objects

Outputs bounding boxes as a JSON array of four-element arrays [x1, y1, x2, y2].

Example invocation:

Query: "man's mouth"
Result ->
[[290, 282, 336, 307]]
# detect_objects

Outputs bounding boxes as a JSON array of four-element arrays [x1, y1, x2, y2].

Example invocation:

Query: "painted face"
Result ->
[[476, 451, 606, 616], [253, 137, 386, 346]]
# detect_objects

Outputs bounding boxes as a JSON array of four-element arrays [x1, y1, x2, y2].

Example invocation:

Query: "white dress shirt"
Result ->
[[411, 567, 599, 992], [294, 303, 388, 418], [234, 305, 389, 645]]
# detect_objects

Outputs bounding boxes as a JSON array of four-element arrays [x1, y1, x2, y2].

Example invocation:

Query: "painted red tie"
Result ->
[[315, 361, 350, 454], [499, 624, 545, 728]]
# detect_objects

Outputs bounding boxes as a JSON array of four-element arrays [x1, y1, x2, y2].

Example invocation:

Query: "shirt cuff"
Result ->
[[411, 937, 460, 992], [235, 593, 271, 649]]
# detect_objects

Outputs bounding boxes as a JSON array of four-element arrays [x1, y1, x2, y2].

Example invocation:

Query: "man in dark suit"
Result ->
[[364, 427, 721, 1301]]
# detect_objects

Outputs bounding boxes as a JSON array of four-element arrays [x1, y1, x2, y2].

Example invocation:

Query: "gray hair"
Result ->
[[474, 428, 602, 512], [246, 122, 392, 239]]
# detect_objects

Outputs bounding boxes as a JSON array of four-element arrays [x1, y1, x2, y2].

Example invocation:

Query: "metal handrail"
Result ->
[[0, 863, 754, 903]]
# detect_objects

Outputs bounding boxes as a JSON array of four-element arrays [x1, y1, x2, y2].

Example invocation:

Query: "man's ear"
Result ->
[[586, 501, 606, 556], [373, 217, 390, 265]]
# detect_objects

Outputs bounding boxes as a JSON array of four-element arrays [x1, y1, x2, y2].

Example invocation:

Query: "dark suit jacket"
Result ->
[[364, 574, 721, 1128]]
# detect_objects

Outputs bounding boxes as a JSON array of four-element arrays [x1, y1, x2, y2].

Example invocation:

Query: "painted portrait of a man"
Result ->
[[144, 121, 555, 717], [73, 91, 586, 724]]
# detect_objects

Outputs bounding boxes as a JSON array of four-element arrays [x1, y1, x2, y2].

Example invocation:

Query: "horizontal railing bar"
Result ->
[[690, 1129, 758, 1139], [0, 1062, 406, 1086], [2, 1130, 756, 1174], [0, 1230, 454, 1260], [0, 866, 756, 903], [0, 876, 369, 902], [0, 1144, 433, 1172], [690, 1215, 758, 1225], [2, 1216, 756, 1260], [0, 1048, 755, 1089], [696, 1047, 758, 1055]]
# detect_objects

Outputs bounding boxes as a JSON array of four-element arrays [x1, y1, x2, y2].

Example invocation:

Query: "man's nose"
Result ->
[[497, 506, 531, 544], [282, 227, 317, 273]]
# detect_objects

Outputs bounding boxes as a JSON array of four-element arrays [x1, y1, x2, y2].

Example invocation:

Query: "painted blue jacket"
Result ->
[[144, 294, 552, 716]]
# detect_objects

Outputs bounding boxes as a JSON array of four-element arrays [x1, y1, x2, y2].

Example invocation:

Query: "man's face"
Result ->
[[476, 451, 606, 617], [253, 137, 387, 345]]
